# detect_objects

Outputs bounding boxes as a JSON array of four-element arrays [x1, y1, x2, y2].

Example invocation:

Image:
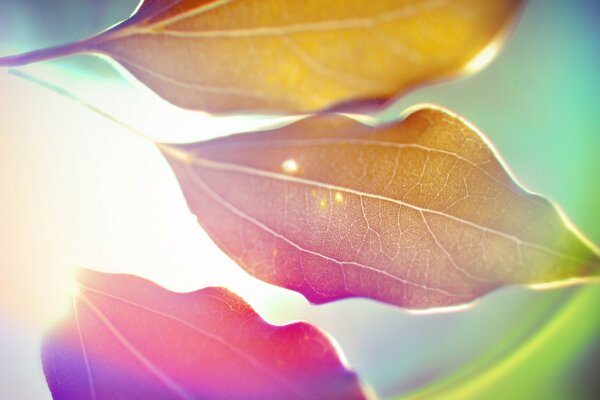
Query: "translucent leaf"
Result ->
[[0, 0, 524, 113], [42, 269, 367, 400], [161, 106, 600, 310]]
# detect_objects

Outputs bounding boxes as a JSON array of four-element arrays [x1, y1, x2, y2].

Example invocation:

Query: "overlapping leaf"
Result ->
[[0, 0, 524, 113], [42, 269, 367, 400], [161, 107, 600, 310]]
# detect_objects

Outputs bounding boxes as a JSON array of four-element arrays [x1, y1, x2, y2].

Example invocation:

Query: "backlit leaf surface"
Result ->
[[161, 107, 600, 310], [0, 0, 524, 113], [42, 269, 367, 400]]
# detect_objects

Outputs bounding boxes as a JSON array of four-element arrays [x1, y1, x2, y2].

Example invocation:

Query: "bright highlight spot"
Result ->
[[281, 158, 299, 174], [464, 42, 499, 73], [335, 192, 345, 203]]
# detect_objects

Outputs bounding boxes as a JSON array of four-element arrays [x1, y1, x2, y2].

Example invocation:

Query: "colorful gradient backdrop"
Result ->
[[0, 0, 598, 399]]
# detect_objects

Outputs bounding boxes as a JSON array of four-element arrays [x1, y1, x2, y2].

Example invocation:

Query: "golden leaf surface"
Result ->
[[0, 0, 524, 113], [161, 107, 600, 310]]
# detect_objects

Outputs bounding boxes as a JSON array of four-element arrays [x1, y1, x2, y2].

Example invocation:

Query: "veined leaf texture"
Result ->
[[161, 107, 600, 310], [42, 269, 367, 400], [0, 0, 524, 113]]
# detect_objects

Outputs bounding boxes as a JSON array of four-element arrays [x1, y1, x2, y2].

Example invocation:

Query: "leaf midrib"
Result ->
[[184, 151, 589, 265]]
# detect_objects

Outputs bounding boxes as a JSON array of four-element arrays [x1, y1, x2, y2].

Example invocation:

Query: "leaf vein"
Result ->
[[79, 285, 310, 399], [185, 153, 587, 265], [77, 292, 195, 400], [142, 0, 445, 39], [182, 161, 465, 298]]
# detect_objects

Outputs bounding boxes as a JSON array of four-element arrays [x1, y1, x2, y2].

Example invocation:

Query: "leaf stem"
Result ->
[[8, 69, 156, 144], [0, 39, 91, 67]]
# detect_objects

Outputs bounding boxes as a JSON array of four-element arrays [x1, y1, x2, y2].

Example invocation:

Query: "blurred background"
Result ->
[[0, 0, 599, 398]]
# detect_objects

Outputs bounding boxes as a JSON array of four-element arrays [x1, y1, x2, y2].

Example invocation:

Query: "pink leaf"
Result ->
[[42, 269, 367, 400]]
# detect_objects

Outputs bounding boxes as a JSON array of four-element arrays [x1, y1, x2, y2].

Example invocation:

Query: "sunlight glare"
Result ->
[[281, 158, 299, 174], [464, 42, 500, 73]]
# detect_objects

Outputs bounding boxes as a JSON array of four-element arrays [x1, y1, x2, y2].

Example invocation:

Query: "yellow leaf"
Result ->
[[0, 0, 524, 113]]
